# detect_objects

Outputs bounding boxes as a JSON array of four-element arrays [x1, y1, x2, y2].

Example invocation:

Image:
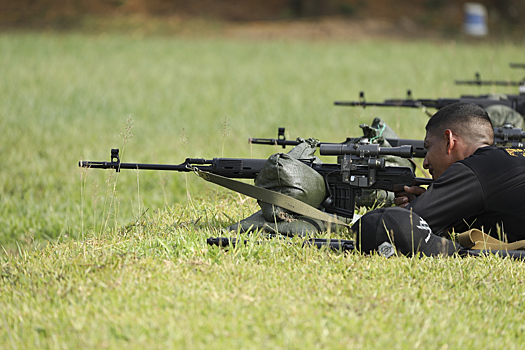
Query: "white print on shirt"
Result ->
[[416, 218, 433, 243]]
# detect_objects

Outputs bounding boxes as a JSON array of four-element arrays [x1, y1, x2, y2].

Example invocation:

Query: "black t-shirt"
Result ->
[[407, 146, 525, 242]]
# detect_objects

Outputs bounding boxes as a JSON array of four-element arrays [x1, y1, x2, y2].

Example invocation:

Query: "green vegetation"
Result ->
[[1, 31, 524, 348], [3, 202, 525, 349]]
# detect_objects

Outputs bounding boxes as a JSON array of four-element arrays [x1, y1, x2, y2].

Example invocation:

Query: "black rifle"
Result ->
[[79, 148, 266, 177], [249, 125, 525, 157], [248, 126, 427, 158], [80, 144, 432, 220], [207, 237, 355, 252], [494, 124, 525, 148], [207, 236, 525, 260], [455, 72, 525, 87], [509, 63, 525, 69], [456, 63, 525, 86], [334, 91, 525, 116]]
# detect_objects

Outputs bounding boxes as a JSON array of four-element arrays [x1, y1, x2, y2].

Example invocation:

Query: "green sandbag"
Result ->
[[255, 141, 326, 223], [226, 210, 325, 237], [226, 138, 338, 237], [485, 104, 524, 128]]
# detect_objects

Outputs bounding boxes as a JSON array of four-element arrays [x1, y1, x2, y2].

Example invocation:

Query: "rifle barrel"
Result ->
[[80, 154, 267, 178], [207, 237, 356, 251], [79, 160, 192, 172], [334, 100, 421, 108], [455, 80, 522, 86], [248, 137, 300, 147]]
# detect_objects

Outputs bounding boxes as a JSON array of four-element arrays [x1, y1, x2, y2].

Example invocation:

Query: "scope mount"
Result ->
[[319, 142, 413, 187]]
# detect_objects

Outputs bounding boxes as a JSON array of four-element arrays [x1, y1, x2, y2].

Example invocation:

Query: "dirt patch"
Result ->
[[222, 17, 427, 41]]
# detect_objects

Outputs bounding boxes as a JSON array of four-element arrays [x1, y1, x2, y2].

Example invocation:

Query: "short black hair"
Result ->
[[426, 102, 494, 144]]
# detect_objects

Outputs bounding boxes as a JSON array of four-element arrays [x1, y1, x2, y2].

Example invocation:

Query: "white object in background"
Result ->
[[463, 2, 488, 36]]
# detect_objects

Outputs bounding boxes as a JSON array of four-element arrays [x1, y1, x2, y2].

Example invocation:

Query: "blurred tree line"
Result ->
[[1, 0, 523, 33]]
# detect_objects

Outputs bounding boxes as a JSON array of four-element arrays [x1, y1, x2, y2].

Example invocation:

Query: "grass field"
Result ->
[[1, 29, 525, 348]]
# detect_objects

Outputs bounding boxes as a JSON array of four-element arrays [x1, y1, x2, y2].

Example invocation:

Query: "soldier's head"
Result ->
[[423, 102, 494, 179]]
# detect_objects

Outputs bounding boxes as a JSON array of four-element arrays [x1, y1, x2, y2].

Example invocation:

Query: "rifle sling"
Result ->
[[457, 229, 525, 250], [193, 169, 351, 228]]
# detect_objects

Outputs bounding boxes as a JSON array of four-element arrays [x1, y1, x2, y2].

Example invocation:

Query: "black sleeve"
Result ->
[[407, 162, 485, 235]]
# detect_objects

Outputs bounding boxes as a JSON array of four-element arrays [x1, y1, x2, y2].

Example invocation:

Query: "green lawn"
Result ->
[[1, 30, 524, 349]]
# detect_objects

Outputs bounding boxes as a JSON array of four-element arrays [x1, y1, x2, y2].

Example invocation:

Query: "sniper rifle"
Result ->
[[455, 72, 525, 88], [249, 125, 525, 156], [509, 63, 525, 69], [334, 90, 525, 116], [248, 126, 427, 158], [494, 123, 525, 148], [79, 144, 432, 220], [207, 236, 355, 252], [206, 236, 525, 260], [456, 63, 525, 88]]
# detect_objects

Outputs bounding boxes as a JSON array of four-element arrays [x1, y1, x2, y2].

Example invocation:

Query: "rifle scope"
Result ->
[[319, 144, 413, 158], [494, 126, 525, 141]]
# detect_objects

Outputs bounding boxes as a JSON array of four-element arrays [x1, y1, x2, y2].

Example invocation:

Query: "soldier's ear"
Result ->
[[443, 129, 455, 154]]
